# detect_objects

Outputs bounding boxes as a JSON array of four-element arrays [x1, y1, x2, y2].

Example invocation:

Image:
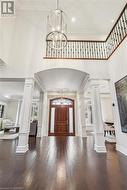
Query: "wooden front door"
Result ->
[[49, 98, 75, 136], [55, 106, 69, 135]]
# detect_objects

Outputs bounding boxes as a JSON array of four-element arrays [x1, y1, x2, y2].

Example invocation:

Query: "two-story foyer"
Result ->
[[0, 0, 127, 189]]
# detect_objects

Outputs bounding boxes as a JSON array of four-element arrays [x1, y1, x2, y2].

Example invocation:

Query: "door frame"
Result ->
[[48, 97, 75, 136]]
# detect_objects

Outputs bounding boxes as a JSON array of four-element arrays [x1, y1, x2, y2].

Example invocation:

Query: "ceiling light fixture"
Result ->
[[46, 0, 67, 50], [71, 17, 76, 23], [4, 95, 10, 99]]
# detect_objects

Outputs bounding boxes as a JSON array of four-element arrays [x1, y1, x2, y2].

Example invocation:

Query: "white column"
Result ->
[[87, 104, 92, 125], [15, 100, 22, 127], [76, 93, 83, 137], [37, 92, 43, 137], [16, 78, 34, 153], [91, 85, 106, 153], [80, 93, 87, 137], [41, 91, 48, 137]]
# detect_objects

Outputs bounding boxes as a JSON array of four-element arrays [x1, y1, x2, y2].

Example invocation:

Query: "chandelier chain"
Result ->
[[56, 0, 59, 9]]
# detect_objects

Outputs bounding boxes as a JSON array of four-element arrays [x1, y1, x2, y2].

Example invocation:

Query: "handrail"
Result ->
[[44, 3, 127, 60]]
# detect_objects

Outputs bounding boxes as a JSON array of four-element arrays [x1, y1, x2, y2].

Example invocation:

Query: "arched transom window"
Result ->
[[51, 98, 73, 106]]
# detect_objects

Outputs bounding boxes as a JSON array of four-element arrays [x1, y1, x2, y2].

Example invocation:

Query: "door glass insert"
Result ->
[[50, 107, 55, 133], [69, 107, 73, 133], [51, 98, 73, 105]]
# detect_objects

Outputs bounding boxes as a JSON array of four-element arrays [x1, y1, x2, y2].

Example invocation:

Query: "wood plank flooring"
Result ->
[[0, 136, 127, 190]]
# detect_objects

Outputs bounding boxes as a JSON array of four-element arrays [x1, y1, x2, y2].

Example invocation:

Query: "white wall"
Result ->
[[0, 10, 110, 80], [4, 100, 18, 122], [0, 17, 16, 65], [37, 59, 109, 80], [0, 11, 42, 78], [108, 37, 127, 155], [101, 96, 114, 123]]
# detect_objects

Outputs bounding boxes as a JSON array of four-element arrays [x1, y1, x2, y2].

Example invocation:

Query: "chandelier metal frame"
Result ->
[[46, 0, 67, 50]]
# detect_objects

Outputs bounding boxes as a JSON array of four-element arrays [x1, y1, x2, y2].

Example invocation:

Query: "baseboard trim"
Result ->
[[94, 144, 107, 153], [16, 144, 28, 153], [116, 144, 127, 156]]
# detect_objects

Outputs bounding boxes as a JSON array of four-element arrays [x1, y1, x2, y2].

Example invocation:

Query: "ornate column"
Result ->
[[76, 93, 83, 137], [15, 100, 22, 127], [37, 92, 43, 137], [91, 85, 106, 153], [16, 78, 34, 153], [84, 99, 92, 127], [80, 93, 87, 137], [87, 103, 92, 126], [41, 91, 48, 137]]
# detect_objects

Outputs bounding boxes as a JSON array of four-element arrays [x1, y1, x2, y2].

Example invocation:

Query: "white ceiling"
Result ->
[[0, 82, 24, 100], [16, 0, 127, 40], [0, 82, 40, 101], [37, 68, 87, 91]]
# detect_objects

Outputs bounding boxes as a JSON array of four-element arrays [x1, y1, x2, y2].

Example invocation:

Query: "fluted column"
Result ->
[[76, 93, 83, 137], [15, 100, 22, 127], [37, 92, 43, 137], [80, 93, 87, 137], [87, 103, 92, 126], [16, 78, 34, 153], [41, 91, 48, 137], [91, 85, 106, 153]]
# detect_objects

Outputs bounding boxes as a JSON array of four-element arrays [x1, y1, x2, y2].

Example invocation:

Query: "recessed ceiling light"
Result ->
[[71, 17, 76, 23], [4, 95, 10, 98]]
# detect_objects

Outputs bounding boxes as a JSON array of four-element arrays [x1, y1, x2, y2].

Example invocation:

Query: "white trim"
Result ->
[[0, 130, 4, 136], [94, 144, 107, 153], [116, 144, 127, 156], [16, 144, 28, 153]]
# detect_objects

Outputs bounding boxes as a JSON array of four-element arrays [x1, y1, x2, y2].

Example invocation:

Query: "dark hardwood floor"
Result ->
[[0, 136, 127, 190]]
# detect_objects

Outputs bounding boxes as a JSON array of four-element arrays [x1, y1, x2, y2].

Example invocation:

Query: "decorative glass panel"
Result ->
[[50, 107, 55, 133], [51, 98, 73, 105], [69, 107, 73, 133]]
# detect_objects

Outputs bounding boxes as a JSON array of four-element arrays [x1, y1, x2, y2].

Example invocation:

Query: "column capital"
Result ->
[[25, 78, 34, 87]]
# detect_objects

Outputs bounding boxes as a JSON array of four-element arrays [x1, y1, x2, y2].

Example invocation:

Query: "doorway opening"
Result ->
[[48, 97, 75, 136]]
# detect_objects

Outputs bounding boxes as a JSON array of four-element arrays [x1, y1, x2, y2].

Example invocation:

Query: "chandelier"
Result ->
[[46, 0, 67, 50]]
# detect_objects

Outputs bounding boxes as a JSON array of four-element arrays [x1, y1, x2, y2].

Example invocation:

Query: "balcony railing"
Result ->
[[46, 40, 107, 60], [44, 3, 127, 60], [106, 4, 127, 58]]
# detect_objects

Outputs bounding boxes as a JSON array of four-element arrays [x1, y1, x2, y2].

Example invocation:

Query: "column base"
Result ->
[[94, 144, 107, 153], [16, 144, 29, 153]]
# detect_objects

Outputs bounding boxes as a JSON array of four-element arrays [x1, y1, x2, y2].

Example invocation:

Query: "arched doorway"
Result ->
[[48, 97, 75, 136]]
